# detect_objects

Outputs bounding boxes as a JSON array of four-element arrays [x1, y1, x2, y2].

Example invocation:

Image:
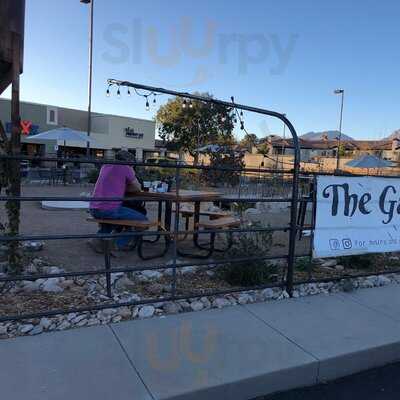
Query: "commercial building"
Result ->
[[0, 98, 156, 160]]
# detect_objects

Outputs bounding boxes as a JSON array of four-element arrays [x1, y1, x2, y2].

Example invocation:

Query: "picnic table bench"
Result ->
[[87, 217, 169, 260]]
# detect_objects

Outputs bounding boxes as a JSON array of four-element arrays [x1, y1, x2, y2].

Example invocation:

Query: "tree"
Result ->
[[156, 93, 236, 164], [201, 148, 245, 187], [0, 121, 22, 274], [239, 133, 258, 150]]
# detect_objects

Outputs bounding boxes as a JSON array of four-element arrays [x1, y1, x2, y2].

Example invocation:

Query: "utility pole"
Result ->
[[334, 89, 345, 171], [81, 0, 94, 157]]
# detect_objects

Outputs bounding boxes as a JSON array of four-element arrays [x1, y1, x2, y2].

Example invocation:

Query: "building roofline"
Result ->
[[0, 96, 155, 124]]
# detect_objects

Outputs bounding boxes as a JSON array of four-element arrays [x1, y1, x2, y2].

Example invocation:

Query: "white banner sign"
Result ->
[[313, 175, 400, 258]]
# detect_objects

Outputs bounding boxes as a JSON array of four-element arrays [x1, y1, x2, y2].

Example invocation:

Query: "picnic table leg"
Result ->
[[193, 201, 201, 247], [164, 200, 172, 239]]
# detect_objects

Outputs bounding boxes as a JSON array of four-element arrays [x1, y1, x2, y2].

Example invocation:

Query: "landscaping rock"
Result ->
[[43, 266, 65, 275], [321, 259, 337, 268], [147, 283, 164, 295], [29, 325, 43, 335], [178, 300, 191, 312], [140, 270, 162, 280], [42, 278, 64, 293], [22, 280, 41, 292], [261, 288, 274, 300], [342, 280, 355, 292], [131, 307, 139, 318], [377, 275, 391, 286], [238, 293, 252, 304], [200, 297, 211, 308], [0, 324, 8, 335], [100, 308, 117, 318], [23, 241, 44, 252], [25, 264, 38, 274], [57, 321, 71, 330], [138, 305, 155, 318], [118, 307, 132, 319], [71, 315, 86, 324], [19, 324, 34, 334], [190, 301, 204, 311], [180, 266, 197, 275], [163, 302, 181, 315], [212, 298, 230, 308], [39, 317, 52, 330], [115, 276, 137, 291]]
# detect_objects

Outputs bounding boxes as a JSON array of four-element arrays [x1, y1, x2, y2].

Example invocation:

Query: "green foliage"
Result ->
[[86, 168, 100, 184], [156, 93, 236, 159], [336, 254, 373, 269], [239, 133, 258, 150], [295, 257, 314, 272], [338, 143, 346, 157], [201, 149, 245, 186], [219, 223, 274, 286], [257, 143, 270, 156]]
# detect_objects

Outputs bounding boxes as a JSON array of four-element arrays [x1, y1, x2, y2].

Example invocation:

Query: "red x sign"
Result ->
[[20, 120, 32, 135]]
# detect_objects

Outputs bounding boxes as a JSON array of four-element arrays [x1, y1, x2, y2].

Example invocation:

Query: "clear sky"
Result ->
[[2, 0, 399, 140]]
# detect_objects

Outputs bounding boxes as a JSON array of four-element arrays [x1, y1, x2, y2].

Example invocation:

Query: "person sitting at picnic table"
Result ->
[[88, 150, 147, 253]]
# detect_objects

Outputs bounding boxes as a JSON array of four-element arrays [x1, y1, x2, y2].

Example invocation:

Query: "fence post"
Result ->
[[282, 118, 301, 297], [103, 239, 112, 298]]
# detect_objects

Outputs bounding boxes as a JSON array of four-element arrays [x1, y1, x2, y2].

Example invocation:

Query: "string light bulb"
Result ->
[[153, 96, 156, 104], [127, 88, 131, 96], [240, 110, 243, 117], [240, 121, 244, 130], [221, 115, 226, 123], [106, 87, 110, 97], [117, 87, 121, 98], [182, 99, 187, 109], [189, 100, 193, 109], [145, 97, 150, 111]]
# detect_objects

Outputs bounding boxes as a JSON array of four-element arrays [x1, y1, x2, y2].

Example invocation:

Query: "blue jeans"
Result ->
[[90, 207, 148, 248]]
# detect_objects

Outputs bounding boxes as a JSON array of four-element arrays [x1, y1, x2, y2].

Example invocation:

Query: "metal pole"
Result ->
[[85, 0, 94, 157], [335, 90, 344, 171]]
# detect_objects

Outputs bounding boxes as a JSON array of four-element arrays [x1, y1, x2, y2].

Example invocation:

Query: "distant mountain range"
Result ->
[[301, 130, 354, 141]]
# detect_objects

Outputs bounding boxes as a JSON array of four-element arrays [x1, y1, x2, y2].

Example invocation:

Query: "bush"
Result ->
[[86, 168, 100, 184], [336, 254, 374, 270], [295, 257, 314, 272], [201, 150, 244, 187], [218, 223, 274, 286]]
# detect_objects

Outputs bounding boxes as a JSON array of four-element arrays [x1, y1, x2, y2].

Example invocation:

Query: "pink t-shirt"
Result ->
[[90, 165, 136, 210]]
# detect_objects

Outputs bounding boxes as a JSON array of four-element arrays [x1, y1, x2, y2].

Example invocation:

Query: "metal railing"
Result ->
[[1, 82, 304, 322]]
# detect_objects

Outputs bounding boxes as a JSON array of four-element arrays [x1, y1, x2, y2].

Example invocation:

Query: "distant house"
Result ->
[[259, 136, 400, 162]]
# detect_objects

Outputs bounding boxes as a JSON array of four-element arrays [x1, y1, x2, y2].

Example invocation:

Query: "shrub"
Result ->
[[218, 222, 274, 286], [336, 254, 374, 270], [86, 168, 100, 184], [201, 149, 244, 187], [295, 257, 314, 272]]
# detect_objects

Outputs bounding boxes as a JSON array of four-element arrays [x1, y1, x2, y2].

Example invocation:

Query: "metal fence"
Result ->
[[2, 82, 395, 324]]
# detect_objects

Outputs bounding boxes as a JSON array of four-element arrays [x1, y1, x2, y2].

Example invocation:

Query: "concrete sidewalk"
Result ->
[[1, 285, 400, 400]]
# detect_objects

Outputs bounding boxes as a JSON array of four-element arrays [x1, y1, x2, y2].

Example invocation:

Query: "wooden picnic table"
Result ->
[[127, 189, 223, 233]]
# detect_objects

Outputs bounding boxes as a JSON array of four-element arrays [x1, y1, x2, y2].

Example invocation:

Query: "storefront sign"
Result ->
[[313, 175, 400, 258], [125, 127, 144, 139], [5, 121, 39, 136]]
